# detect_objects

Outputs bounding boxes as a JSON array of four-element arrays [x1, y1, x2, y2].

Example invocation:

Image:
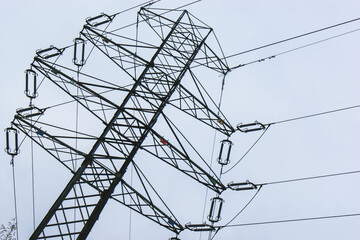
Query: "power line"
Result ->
[[211, 185, 263, 240], [112, 0, 160, 17], [199, 73, 228, 240], [109, 0, 202, 33], [230, 27, 360, 70], [30, 111, 36, 231], [258, 170, 360, 186], [225, 104, 360, 175], [223, 16, 360, 60], [211, 170, 360, 237], [268, 104, 360, 125], [10, 157, 19, 240], [223, 125, 270, 175], [217, 213, 360, 228], [224, 185, 263, 227]]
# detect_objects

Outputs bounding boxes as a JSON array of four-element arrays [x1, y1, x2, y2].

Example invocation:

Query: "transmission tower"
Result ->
[[7, 5, 239, 239]]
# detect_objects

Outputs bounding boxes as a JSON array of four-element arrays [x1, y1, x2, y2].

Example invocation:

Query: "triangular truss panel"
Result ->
[[140, 113, 226, 193]]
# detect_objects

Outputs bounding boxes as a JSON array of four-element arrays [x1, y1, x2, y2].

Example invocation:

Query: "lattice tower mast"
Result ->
[[11, 7, 234, 239]]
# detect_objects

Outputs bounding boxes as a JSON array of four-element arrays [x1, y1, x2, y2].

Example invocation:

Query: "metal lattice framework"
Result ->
[[11, 6, 235, 239]]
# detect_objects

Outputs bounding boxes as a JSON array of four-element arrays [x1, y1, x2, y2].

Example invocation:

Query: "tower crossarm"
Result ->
[[192, 42, 230, 74], [112, 178, 183, 232], [143, 128, 226, 193], [31, 57, 124, 125], [12, 115, 183, 235], [12, 115, 89, 172], [80, 25, 152, 79], [169, 82, 234, 136]]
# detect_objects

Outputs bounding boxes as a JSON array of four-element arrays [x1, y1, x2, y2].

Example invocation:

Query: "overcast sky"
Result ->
[[1, 1, 360, 240]]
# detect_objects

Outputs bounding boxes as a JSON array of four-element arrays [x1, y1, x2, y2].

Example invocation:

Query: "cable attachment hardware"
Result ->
[[73, 38, 86, 66], [159, 136, 168, 145], [217, 139, 232, 165], [208, 197, 224, 223], [227, 180, 257, 191], [237, 121, 265, 133], [185, 223, 215, 232], [36, 46, 64, 59], [102, 36, 111, 43], [16, 106, 45, 119], [5, 127, 19, 156], [86, 13, 114, 27], [25, 69, 38, 99]]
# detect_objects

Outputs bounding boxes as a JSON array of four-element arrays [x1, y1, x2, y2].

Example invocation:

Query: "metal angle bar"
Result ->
[[83, 25, 150, 65], [139, 16, 173, 41], [166, 34, 201, 58], [12, 116, 126, 174], [46, 219, 86, 227], [13, 120, 119, 238], [111, 178, 183, 232], [31, 59, 116, 124], [80, 27, 147, 79], [38, 56, 131, 89], [110, 113, 144, 142], [47, 62, 133, 91], [142, 127, 225, 193], [133, 161, 182, 227], [37, 232, 82, 239], [33, 57, 119, 109], [12, 116, 87, 171], [139, 8, 177, 29], [99, 29, 158, 49], [12, 118, 118, 190], [58, 204, 98, 211], [107, 103, 223, 193], [194, 42, 229, 71], [62, 43, 183, 123], [168, 83, 234, 136], [79, 81, 131, 92], [20, 116, 97, 140], [34, 58, 165, 148]]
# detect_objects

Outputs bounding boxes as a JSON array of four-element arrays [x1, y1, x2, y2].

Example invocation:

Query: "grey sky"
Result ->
[[1, 1, 360, 239]]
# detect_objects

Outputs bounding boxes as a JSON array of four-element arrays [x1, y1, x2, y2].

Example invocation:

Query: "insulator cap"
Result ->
[[73, 38, 86, 66], [36, 46, 64, 59], [237, 121, 265, 133], [208, 197, 224, 222], [25, 69, 38, 99], [185, 223, 215, 232], [228, 180, 257, 191], [217, 139, 233, 165], [86, 13, 113, 27], [5, 127, 19, 156]]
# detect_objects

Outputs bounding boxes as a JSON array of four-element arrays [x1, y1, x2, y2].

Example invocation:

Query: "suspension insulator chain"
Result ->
[[237, 121, 266, 133]]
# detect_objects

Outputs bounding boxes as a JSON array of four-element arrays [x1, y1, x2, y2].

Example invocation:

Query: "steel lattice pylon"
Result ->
[[11, 6, 235, 239]]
